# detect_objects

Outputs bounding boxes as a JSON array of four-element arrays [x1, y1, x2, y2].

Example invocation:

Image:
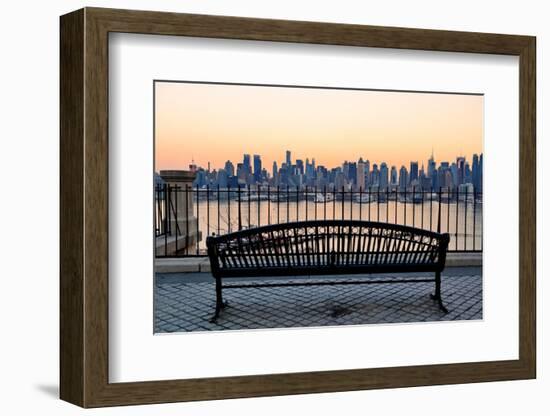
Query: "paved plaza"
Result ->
[[154, 267, 482, 333]]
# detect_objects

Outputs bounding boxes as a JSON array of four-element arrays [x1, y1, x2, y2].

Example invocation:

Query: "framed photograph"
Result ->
[[60, 7, 536, 408]]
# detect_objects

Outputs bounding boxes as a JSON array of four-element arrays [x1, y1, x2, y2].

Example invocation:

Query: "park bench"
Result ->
[[206, 220, 450, 322]]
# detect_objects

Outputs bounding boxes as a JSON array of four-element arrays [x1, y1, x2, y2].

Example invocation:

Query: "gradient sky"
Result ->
[[155, 82, 483, 172]]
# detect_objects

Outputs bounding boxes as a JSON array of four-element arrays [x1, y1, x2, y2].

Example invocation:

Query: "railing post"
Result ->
[[437, 187, 442, 234], [247, 185, 250, 228], [446, 187, 450, 240], [217, 184, 220, 236], [267, 186, 271, 225], [175, 185, 178, 254], [196, 184, 200, 255], [359, 186, 363, 221], [238, 186, 242, 231], [185, 185, 189, 255], [206, 184, 210, 238], [333, 187, 336, 221], [430, 187, 433, 231], [376, 188, 380, 221], [227, 187, 231, 233], [421, 187, 424, 229], [368, 188, 371, 221], [455, 186, 459, 250], [394, 188, 397, 224], [277, 185, 280, 224], [473, 190, 477, 250], [258, 186, 261, 227], [164, 183, 168, 256], [464, 187, 468, 250], [159, 170, 199, 256], [350, 187, 354, 221], [412, 185, 415, 227], [306, 186, 309, 222], [286, 185, 290, 223], [386, 187, 389, 223], [341, 186, 345, 220], [296, 186, 299, 222], [321, 186, 325, 220]]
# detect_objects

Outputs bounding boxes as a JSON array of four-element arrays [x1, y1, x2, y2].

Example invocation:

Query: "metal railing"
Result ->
[[154, 184, 482, 257]]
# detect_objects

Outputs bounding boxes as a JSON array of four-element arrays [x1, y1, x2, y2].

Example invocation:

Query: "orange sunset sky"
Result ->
[[155, 82, 483, 172]]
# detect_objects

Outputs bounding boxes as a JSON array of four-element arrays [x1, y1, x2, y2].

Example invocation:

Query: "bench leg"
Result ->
[[210, 277, 227, 323], [430, 271, 449, 314]]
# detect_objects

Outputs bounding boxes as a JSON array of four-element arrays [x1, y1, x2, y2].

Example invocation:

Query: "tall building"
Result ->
[[342, 161, 350, 181], [217, 169, 228, 188], [236, 163, 246, 182], [472, 153, 480, 191], [479, 153, 483, 192], [295, 159, 304, 176], [398, 166, 408, 190], [444, 170, 454, 188], [243, 154, 251, 176], [285, 150, 291, 168], [379, 163, 389, 189], [464, 162, 472, 184], [428, 150, 436, 179], [409, 161, 419, 184], [334, 171, 345, 190], [253, 155, 262, 182], [348, 162, 357, 185], [390, 166, 398, 186], [371, 163, 379, 186], [456, 156, 466, 185], [272, 161, 278, 178], [437, 162, 450, 191], [357, 158, 366, 191], [451, 162, 459, 187], [224, 160, 234, 177]]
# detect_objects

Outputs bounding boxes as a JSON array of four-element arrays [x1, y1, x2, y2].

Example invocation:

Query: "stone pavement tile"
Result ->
[[154, 270, 482, 333]]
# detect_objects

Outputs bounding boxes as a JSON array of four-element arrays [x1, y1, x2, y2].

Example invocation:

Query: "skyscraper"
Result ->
[[217, 169, 228, 188], [399, 166, 408, 190], [286, 150, 291, 168], [379, 163, 389, 189], [456, 156, 466, 185], [428, 152, 436, 179], [357, 158, 366, 191], [224, 160, 235, 177], [236, 163, 246, 182], [371, 163, 379, 186], [451, 162, 459, 187], [410, 161, 419, 184], [348, 162, 357, 185], [472, 153, 480, 191], [390, 166, 398, 186], [479, 153, 483, 192], [342, 161, 350, 181], [253, 154, 262, 182], [243, 154, 251, 176], [295, 159, 304, 176]]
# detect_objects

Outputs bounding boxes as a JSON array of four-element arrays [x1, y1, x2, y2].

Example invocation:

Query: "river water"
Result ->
[[189, 199, 482, 253]]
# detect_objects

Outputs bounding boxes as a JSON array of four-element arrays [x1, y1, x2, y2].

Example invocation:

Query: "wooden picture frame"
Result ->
[[60, 7, 536, 408]]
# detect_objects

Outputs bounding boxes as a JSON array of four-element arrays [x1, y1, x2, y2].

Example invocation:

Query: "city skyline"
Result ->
[[177, 149, 483, 192], [155, 82, 483, 172]]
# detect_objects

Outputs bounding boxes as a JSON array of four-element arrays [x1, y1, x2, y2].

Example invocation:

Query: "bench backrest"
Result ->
[[207, 220, 450, 278]]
